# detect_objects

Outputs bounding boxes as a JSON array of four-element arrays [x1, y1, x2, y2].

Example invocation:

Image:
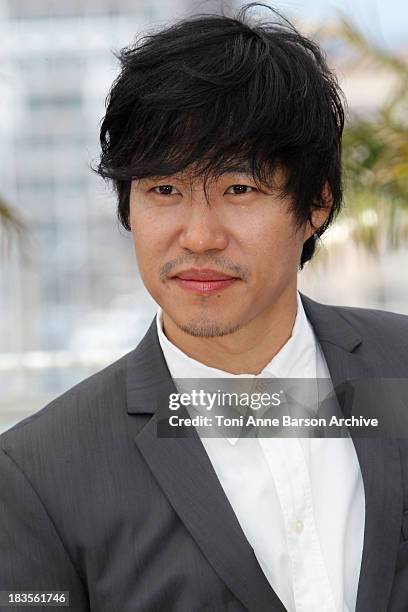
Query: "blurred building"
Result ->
[[0, 0, 406, 431], [0, 0, 240, 429], [0, 0, 208, 354]]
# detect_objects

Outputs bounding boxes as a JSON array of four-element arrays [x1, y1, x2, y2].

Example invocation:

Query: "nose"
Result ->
[[178, 199, 229, 254]]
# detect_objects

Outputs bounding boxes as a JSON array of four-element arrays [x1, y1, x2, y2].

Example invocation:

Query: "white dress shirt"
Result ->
[[156, 292, 365, 612]]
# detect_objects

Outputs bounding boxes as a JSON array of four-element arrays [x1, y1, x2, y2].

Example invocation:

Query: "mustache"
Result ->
[[159, 255, 250, 282]]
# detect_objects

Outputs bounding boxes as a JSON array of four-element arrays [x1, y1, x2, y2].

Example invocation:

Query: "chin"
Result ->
[[174, 316, 243, 338]]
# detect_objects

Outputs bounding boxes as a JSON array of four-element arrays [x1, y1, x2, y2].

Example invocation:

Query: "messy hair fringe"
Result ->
[[96, 3, 345, 268]]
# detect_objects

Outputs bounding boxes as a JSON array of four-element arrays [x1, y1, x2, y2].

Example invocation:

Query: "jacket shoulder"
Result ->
[[301, 293, 408, 372], [323, 301, 408, 373], [0, 348, 132, 452], [331, 302, 408, 337]]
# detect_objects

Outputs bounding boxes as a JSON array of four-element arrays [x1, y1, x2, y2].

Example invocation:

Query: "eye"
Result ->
[[152, 185, 181, 196], [225, 184, 255, 195]]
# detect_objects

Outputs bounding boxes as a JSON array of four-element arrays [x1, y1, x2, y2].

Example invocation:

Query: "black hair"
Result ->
[[96, 2, 345, 268]]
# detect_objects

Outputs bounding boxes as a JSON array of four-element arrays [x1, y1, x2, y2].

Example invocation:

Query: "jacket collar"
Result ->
[[299, 292, 362, 352], [126, 291, 362, 415], [126, 291, 402, 612]]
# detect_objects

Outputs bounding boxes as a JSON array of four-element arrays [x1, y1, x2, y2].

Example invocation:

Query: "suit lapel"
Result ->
[[126, 295, 403, 612], [126, 319, 287, 612], [301, 293, 403, 612]]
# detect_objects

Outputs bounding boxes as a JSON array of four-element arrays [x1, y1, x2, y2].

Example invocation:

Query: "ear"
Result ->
[[303, 181, 333, 242]]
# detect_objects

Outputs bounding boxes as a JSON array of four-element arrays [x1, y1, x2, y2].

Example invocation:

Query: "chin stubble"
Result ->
[[175, 318, 244, 338]]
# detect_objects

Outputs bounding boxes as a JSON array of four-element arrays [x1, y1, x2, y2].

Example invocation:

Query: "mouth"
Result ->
[[170, 268, 240, 294]]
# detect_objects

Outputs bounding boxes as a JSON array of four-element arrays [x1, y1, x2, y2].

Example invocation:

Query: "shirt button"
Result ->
[[293, 519, 304, 534]]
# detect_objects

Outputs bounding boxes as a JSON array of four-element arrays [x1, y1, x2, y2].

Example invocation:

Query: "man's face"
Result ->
[[129, 166, 321, 337]]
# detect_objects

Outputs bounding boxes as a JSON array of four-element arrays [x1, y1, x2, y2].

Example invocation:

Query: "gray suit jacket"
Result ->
[[1, 292, 408, 612]]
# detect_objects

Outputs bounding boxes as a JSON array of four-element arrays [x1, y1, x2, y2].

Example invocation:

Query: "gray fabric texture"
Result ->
[[1, 292, 408, 612]]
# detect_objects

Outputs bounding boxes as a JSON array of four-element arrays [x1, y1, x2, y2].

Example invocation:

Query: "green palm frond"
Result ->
[[0, 197, 26, 259], [323, 15, 408, 252]]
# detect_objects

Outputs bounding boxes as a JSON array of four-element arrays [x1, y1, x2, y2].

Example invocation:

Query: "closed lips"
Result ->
[[174, 269, 238, 280]]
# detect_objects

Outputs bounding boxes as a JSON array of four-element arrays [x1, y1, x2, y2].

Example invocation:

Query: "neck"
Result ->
[[161, 289, 299, 375]]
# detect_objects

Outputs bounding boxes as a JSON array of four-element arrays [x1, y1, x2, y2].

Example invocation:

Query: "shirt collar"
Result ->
[[157, 292, 316, 377], [156, 291, 317, 443]]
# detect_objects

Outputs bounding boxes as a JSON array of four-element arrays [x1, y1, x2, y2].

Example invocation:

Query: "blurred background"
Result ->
[[0, 0, 407, 432]]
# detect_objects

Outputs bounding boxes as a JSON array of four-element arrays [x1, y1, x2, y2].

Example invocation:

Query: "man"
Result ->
[[1, 5, 408, 612]]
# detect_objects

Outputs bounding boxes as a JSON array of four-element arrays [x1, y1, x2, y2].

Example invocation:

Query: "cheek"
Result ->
[[133, 236, 160, 282], [240, 217, 304, 288], [130, 211, 175, 283], [243, 215, 301, 259], [130, 214, 156, 267], [131, 207, 158, 249]]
